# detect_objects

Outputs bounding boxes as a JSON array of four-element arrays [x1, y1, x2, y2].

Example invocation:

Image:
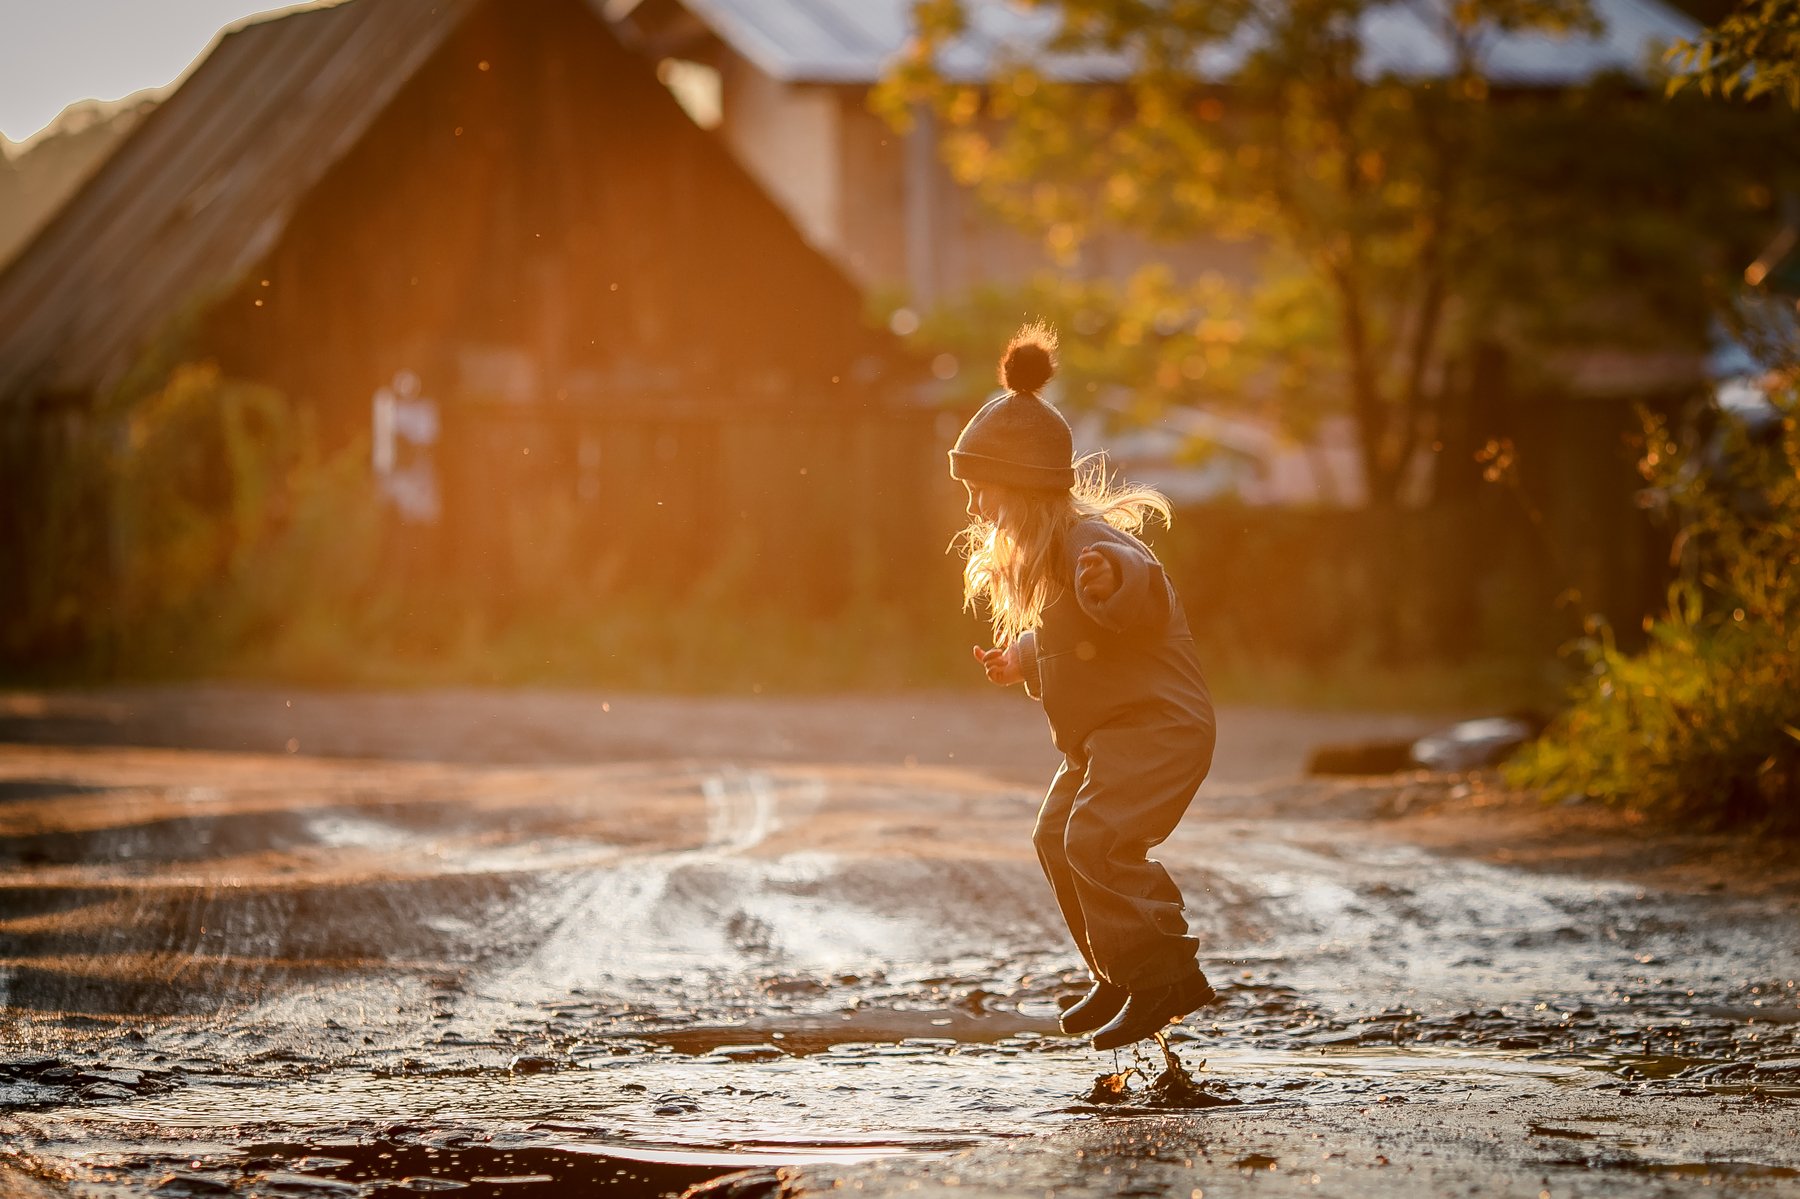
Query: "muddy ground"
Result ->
[[0, 685, 1797, 1198]]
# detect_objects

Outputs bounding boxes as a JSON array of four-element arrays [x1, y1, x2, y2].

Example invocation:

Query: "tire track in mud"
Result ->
[[4, 746, 1798, 1198], [0, 756, 1087, 1196], [471, 764, 1058, 1018], [1167, 811, 1800, 1019], [475, 766, 826, 1004]]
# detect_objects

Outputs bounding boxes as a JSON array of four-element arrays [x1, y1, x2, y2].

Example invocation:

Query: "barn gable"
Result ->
[[0, 0, 906, 412], [0, 0, 940, 616], [0, 1, 480, 402]]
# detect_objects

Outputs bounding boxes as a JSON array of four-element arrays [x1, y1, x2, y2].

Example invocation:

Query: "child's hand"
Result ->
[[1076, 547, 1119, 605], [972, 643, 1023, 686]]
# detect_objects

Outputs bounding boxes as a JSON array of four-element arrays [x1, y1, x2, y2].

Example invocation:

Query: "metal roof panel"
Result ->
[[0, 0, 478, 401], [666, 0, 1698, 85]]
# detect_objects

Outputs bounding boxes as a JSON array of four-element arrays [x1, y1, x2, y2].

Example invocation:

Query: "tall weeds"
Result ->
[[1, 362, 963, 690], [1508, 382, 1800, 831], [1, 363, 387, 678]]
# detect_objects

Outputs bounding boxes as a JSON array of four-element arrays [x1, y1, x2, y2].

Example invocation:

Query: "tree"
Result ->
[[1669, 0, 1800, 104], [876, 0, 1789, 509], [1506, 376, 1800, 829], [1509, 0, 1800, 828], [879, 0, 1602, 507]]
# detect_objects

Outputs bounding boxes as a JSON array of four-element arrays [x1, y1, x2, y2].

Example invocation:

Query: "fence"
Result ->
[[0, 384, 1672, 681]]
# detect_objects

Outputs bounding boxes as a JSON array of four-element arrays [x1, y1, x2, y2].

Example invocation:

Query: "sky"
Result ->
[[0, 0, 325, 144]]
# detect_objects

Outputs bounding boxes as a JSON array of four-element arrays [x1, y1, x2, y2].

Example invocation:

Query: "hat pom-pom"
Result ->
[[1000, 320, 1058, 395]]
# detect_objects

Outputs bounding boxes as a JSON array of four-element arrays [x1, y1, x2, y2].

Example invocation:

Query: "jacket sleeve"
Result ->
[[1078, 539, 1173, 634], [1014, 630, 1043, 700]]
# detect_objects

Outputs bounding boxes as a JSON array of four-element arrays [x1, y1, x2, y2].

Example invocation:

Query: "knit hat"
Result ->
[[947, 321, 1074, 491]]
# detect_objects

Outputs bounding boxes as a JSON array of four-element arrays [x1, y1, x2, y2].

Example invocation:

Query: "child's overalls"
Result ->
[[1015, 518, 1215, 991]]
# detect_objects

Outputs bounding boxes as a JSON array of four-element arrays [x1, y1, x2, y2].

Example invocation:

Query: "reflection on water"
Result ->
[[166, 1138, 732, 1198], [90, 1037, 1593, 1155], [7, 750, 1799, 1198], [62, 1035, 1630, 1197]]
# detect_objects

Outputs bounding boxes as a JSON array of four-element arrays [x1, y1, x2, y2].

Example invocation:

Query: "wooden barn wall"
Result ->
[[195, 0, 934, 604], [0, 0, 1681, 664], [212, 0, 896, 417], [429, 399, 951, 612], [0, 407, 109, 662]]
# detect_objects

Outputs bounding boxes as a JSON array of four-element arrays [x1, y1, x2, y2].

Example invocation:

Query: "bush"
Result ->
[[1, 362, 968, 691], [0, 362, 385, 678], [1507, 381, 1800, 831]]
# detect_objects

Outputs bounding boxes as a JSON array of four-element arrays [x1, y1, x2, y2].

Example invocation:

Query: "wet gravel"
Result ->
[[1, 715, 1797, 1198], [7, 957, 1798, 1198]]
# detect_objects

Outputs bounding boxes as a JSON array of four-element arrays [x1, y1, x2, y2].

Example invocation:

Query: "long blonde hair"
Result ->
[[955, 454, 1173, 645]]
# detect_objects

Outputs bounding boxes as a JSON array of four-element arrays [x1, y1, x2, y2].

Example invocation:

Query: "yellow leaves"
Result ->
[[1476, 437, 1517, 483], [1385, 180, 1424, 210], [1193, 317, 1245, 344], [867, 51, 931, 130], [947, 86, 981, 126], [1173, 317, 1242, 373], [1671, 7, 1800, 107], [1135, 87, 1175, 129], [1105, 173, 1140, 210], [1172, 179, 1221, 220], [941, 130, 993, 185], [911, 0, 968, 41], [129, 361, 224, 452]]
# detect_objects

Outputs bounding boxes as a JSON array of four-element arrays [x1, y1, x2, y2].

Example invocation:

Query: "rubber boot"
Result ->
[[1090, 972, 1217, 1052], [1058, 981, 1128, 1035]]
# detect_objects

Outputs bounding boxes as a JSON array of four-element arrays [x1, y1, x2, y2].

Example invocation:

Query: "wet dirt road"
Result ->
[[1, 687, 1797, 1197]]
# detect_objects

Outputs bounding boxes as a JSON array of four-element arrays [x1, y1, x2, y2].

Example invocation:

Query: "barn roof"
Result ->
[[0, 0, 478, 402], [634, 0, 1698, 86]]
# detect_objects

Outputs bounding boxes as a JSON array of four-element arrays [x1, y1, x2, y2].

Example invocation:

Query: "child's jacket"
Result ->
[[1014, 518, 1214, 757], [1015, 517, 1215, 990]]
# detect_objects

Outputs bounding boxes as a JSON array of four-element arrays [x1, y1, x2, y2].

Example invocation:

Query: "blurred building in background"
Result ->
[[606, 0, 1697, 305], [0, 0, 1775, 677], [602, 0, 1725, 666], [0, 95, 159, 270], [0, 0, 940, 620]]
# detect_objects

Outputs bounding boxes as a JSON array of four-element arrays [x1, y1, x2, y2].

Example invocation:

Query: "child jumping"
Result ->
[[952, 321, 1218, 1052]]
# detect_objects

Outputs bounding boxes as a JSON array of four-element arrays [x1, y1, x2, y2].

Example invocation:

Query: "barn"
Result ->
[[0, 0, 945, 655]]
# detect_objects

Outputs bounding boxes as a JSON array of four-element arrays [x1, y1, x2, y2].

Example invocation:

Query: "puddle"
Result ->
[[1641, 1161, 1800, 1179], [23, 1037, 1634, 1199], [0, 777, 114, 804], [629, 1007, 1060, 1056], [1078, 1037, 1239, 1110], [72, 1035, 1602, 1160], [145, 1139, 750, 1198], [110, 1135, 961, 1199], [6, 750, 1799, 1195]]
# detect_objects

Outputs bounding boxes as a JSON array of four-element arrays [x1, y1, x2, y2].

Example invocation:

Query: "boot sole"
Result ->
[[1089, 978, 1217, 1051]]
